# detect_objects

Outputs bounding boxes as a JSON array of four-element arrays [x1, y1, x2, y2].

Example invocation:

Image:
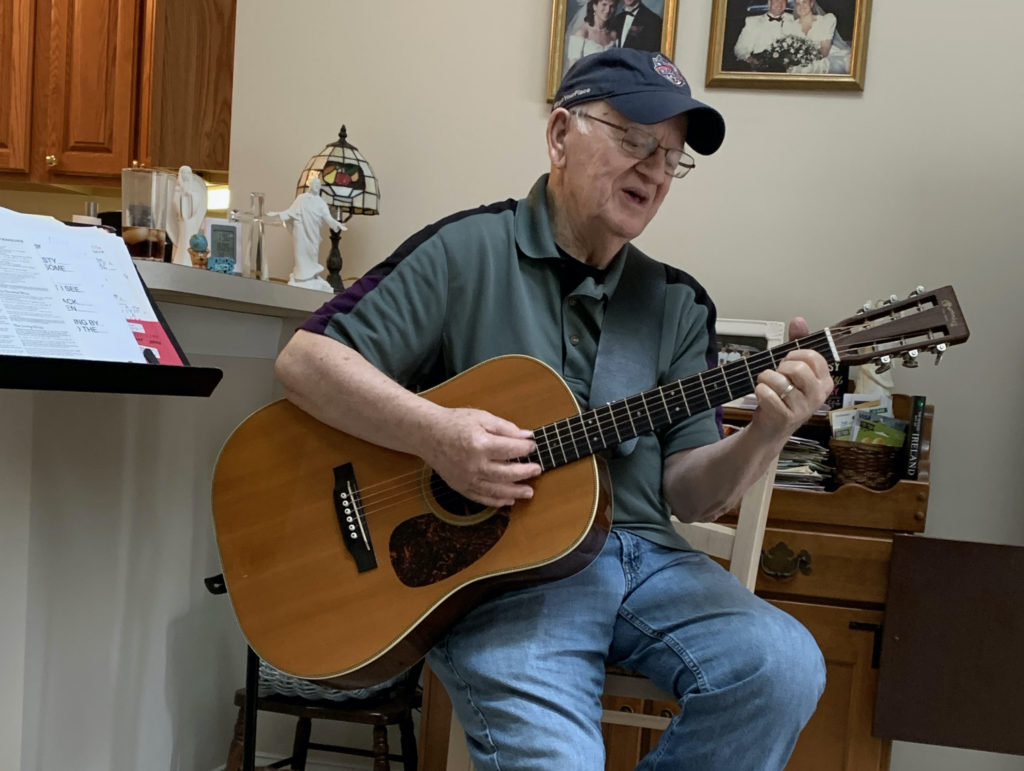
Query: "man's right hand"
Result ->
[[422, 407, 542, 509]]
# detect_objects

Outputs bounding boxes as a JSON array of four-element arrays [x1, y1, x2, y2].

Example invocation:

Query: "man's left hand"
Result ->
[[750, 316, 834, 439]]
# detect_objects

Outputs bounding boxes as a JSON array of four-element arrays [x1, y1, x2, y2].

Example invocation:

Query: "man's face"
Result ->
[[769, 0, 787, 15], [561, 104, 686, 245]]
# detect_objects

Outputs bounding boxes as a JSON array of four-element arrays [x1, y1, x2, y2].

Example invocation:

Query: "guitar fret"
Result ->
[[638, 392, 654, 434], [624, 396, 638, 437], [552, 419, 570, 466], [742, 357, 754, 393], [567, 415, 585, 462], [538, 425, 556, 470], [698, 373, 711, 411], [579, 413, 595, 455], [719, 369, 733, 400], [585, 411, 602, 451], [658, 386, 672, 423], [606, 403, 622, 445]]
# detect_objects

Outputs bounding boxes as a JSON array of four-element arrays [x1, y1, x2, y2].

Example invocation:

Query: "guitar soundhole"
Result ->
[[390, 512, 509, 588], [428, 470, 487, 518]]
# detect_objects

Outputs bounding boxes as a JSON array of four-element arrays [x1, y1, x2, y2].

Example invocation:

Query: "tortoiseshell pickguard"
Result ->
[[389, 513, 509, 587]]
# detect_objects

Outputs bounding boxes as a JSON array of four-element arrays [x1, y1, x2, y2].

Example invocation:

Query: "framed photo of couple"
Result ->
[[706, 0, 872, 90], [547, 0, 678, 102]]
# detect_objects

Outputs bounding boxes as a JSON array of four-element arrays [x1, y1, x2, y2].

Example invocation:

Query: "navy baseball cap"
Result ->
[[553, 48, 725, 155]]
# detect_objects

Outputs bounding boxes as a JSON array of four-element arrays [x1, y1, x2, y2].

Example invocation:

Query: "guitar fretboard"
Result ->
[[528, 329, 835, 471]]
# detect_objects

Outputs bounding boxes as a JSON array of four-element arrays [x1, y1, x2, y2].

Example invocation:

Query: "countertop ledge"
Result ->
[[134, 260, 329, 318]]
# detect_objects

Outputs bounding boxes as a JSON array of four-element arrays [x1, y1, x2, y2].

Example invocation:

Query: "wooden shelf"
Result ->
[[723, 397, 934, 534]]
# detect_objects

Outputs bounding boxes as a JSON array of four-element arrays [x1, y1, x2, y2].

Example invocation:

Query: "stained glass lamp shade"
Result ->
[[295, 125, 380, 290]]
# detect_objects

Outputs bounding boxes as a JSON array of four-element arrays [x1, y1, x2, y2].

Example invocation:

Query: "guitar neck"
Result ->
[[528, 329, 836, 471]]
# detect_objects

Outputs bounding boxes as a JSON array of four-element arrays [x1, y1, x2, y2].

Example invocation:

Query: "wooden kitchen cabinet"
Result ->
[[0, 0, 234, 185], [776, 601, 890, 771], [0, 0, 34, 171]]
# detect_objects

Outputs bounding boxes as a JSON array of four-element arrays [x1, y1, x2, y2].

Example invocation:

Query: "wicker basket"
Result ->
[[829, 439, 902, 490]]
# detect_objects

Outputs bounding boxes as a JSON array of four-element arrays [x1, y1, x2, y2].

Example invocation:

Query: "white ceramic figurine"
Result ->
[[269, 177, 346, 292], [170, 166, 208, 266]]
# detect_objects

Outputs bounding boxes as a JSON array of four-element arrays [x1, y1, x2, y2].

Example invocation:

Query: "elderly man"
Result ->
[[734, 0, 794, 64], [275, 48, 830, 771]]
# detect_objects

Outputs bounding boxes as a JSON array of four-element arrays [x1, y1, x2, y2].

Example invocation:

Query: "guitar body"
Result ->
[[212, 285, 970, 688], [212, 355, 612, 688]]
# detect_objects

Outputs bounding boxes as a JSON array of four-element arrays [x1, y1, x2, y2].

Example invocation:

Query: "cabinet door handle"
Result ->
[[759, 541, 813, 579], [45, 154, 58, 167]]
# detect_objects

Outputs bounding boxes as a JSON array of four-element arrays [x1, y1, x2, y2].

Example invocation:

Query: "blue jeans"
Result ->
[[426, 529, 825, 770]]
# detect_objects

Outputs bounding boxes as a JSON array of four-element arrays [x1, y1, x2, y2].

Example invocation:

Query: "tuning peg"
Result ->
[[933, 342, 947, 365], [902, 350, 920, 368], [908, 286, 925, 298], [874, 355, 892, 374]]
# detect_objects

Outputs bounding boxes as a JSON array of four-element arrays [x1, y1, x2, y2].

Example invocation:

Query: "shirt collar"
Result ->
[[514, 174, 628, 297]]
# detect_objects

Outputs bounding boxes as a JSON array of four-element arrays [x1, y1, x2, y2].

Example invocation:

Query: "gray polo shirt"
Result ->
[[301, 175, 721, 549]]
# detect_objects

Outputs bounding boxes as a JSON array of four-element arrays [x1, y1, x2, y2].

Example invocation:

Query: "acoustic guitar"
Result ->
[[212, 286, 967, 688]]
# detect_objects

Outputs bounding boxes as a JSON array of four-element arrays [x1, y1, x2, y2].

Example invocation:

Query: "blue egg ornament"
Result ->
[[189, 232, 209, 252]]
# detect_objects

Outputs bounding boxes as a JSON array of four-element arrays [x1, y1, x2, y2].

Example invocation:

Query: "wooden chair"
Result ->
[[224, 649, 422, 771], [204, 574, 421, 771], [600, 460, 776, 730], [435, 460, 778, 770]]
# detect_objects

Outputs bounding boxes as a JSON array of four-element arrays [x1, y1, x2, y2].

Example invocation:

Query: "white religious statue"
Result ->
[[170, 165, 208, 266], [269, 177, 346, 292]]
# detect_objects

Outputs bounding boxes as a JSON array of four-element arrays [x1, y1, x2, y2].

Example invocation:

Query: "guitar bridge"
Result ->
[[333, 463, 377, 573]]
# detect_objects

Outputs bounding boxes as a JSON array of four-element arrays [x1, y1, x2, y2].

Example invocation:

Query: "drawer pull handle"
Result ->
[[760, 541, 812, 579]]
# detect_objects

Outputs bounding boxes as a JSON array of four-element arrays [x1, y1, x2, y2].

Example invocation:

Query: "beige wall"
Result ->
[[230, 2, 1024, 769]]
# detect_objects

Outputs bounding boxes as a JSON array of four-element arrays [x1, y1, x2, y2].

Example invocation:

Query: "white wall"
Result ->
[[0, 392, 33, 771], [3, 308, 335, 771], [230, 1, 1024, 769]]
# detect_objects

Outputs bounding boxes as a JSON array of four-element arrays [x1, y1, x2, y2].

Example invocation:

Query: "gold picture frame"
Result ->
[[706, 0, 872, 90], [547, 1, 679, 102]]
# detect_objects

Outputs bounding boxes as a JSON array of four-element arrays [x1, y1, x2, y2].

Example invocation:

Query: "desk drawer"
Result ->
[[756, 527, 891, 604]]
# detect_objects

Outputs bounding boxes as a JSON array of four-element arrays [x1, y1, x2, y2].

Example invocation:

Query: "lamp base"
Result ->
[[326, 228, 344, 292]]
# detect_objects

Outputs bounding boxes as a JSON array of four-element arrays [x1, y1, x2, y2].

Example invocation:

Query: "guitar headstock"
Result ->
[[829, 286, 969, 372]]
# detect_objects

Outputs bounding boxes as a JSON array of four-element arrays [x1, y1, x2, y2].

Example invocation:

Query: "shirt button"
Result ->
[[569, 334, 581, 346], [568, 298, 578, 307]]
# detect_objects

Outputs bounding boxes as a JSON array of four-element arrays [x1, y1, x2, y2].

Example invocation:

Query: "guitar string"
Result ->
[[345, 329, 887, 516], [342, 329, 884, 518], [338, 333, 834, 512], [347, 309, 929, 508], [372, 319, 942, 516]]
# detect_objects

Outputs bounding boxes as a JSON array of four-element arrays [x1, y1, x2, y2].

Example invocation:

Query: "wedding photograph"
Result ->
[[706, 0, 871, 90], [546, 0, 678, 100]]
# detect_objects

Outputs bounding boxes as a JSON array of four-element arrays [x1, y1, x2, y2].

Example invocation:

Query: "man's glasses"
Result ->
[[573, 112, 695, 179]]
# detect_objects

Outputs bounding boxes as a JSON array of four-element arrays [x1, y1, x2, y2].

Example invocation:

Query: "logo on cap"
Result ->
[[651, 54, 685, 87]]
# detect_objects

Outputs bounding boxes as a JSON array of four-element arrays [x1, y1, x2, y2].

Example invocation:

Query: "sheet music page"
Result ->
[[84, 227, 182, 364], [0, 207, 176, 364]]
